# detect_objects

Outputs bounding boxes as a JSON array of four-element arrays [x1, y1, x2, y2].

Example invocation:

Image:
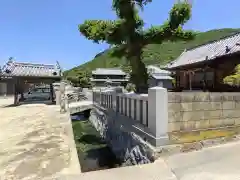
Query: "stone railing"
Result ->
[[93, 91, 149, 127], [116, 94, 149, 127], [92, 87, 169, 147]]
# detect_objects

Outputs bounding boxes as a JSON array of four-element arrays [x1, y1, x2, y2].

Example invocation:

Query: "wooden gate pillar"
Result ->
[[50, 83, 54, 102]]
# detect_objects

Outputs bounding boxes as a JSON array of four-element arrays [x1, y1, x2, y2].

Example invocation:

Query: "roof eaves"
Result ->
[[164, 49, 187, 69], [186, 31, 240, 51]]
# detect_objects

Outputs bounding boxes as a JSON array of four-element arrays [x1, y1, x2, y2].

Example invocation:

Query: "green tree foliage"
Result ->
[[65, 71, 92, 88], [126, 83, 136, 92], [224, 65, 240, 86], [78, 0, 194, 93]]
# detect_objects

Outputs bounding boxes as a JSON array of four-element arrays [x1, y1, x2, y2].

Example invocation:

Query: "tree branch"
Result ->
[[144, 23, 195, 44], [78, 20, 115, 43], [143, 1, 195, 45]]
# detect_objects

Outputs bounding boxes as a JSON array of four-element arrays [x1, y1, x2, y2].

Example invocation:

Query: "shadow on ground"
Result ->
[[2, 101, 56, 108]]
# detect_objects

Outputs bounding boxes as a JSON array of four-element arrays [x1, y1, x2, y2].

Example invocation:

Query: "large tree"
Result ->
[[79, 0, 195, 93], [224, 65, 240, 86]]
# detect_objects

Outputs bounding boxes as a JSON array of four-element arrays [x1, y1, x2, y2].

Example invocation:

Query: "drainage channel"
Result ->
[[71, 112, 121, 172]]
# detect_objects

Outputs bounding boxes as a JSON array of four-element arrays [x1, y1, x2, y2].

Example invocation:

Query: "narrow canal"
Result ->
[[71, 112, 121, 172]]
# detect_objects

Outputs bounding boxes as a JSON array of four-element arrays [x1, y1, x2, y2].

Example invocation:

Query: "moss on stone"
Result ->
[[169, 127, 240, 144]]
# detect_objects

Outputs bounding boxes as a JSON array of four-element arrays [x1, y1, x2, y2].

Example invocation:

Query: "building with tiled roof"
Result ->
[[91, 66, 174, 89], [1, 60, 62, 78], [0, 60, 62, 100], [147, 65, 173, 89], [91, 68, 129, 89], [164, 32, 240, 91], [165, 32, 240, 70]]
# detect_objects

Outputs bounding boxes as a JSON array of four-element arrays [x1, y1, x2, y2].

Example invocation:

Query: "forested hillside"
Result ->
[[65, 28, 240, 77]]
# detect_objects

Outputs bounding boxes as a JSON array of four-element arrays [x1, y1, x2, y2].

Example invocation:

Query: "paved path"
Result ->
[[61, 140, 240, 180], [0, 96, 14, 107], [0, 99, 80, 180], [164, 140, 240, 180]]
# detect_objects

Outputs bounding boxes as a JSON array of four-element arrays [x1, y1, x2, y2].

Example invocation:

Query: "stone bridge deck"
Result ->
[[0, 98, 81, 180], [68, 101, 93, 114]]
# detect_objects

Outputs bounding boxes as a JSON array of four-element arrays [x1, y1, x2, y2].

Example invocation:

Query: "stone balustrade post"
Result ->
[[54, 84, 61, 105], [111, 91, 117, 111], [60, 81, 67, 113], [148, 87, 169, 146]]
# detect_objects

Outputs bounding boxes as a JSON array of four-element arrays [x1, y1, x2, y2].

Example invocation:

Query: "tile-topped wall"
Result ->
[[168, 92, 240, 132]]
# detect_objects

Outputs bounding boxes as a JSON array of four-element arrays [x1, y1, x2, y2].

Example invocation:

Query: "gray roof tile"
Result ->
[[92, 68, 126, 75], [1, 61, 62, 77], [147, 65, 171, 75], [151, 74, 173, 80], [166, 32, 240, 69]]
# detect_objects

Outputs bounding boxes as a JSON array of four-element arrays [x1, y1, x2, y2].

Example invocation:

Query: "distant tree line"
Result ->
[[64, 70, 92, 88]]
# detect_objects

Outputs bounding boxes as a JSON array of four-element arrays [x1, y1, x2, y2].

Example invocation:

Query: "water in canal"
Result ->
[[71, 112, 121, 172]]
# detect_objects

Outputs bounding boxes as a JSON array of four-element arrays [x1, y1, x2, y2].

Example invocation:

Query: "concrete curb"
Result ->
[[156, 134, 240, 157]]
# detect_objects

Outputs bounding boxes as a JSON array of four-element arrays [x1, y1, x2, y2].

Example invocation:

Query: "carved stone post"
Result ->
[[60, 81, 67, 113]]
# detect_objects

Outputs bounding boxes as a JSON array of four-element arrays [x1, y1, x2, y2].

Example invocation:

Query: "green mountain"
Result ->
[[65, 28, 240, 77]]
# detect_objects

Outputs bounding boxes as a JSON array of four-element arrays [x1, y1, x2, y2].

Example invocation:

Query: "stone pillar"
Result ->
[[148, 87, 169, 146], [136, 99, 141, 121], [54, 84, 61, 105], [55, 90, 60, 105], [60, 82, 67, 113]]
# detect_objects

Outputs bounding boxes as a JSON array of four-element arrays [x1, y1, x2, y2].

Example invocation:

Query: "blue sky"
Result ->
[[0, 0, 240, 70]]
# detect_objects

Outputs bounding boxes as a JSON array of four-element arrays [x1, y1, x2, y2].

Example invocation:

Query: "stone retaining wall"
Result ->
[[89, 104, 157, 166], [168, 92, 240, 132]]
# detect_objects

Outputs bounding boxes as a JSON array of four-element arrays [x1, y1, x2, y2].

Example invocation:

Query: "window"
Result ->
[[158, 81, 163, 87], [34, 88, 43, 93], [42, 88, 50, 93]]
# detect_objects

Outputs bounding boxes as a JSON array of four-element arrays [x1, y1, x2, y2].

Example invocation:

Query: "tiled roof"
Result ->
[[147, 65, 171, 75], [151, 74, 173, 80], [147, 65, 173, 80], [90, 78, 128, 82], [165, 32, 240, 69], [92, 68, 126, 75], [1, 60, 62, 77]]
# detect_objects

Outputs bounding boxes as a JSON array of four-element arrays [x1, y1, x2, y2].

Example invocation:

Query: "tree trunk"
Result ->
[[128, 51, 148, 94]]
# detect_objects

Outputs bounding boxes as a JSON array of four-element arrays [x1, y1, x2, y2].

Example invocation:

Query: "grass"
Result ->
[[72, 119, 120, 172], [72, 120, 106, 152], [169, 126, 240, 144]]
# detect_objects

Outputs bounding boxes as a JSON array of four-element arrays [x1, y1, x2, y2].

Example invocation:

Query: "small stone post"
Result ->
[[60, 81, 67, 113], [148, 87, 169, 146], [111, 87, 122, 112], [54, 84, 61, 105]]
